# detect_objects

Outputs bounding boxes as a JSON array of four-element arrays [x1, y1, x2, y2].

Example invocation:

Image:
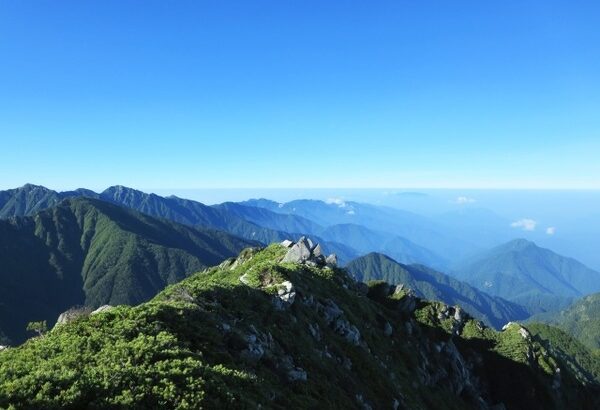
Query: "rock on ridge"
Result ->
[[281, 237, 337, 267]]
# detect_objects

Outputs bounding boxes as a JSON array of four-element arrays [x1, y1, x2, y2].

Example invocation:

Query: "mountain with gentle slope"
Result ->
[[346, 252, 529, 328], [0, 243, 597, 409], [0, 197, 254, 344], [454, 239, 600, 314]]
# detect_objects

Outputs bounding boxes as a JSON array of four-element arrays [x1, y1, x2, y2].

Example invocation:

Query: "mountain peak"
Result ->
[[502, 238, 537, 251], [102, 185, 142, 194], [17, 183, 52, 192]]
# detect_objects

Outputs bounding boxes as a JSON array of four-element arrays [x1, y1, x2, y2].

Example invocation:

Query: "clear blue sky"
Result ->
[[1, 1, 599, 190]]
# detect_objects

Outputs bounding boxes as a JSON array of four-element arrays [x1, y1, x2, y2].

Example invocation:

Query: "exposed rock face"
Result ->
[[281, 237, 337, 267], [273, 281, 296, 310], [393, 286, 418, 314], [91, 305, 114, 315], [56, 306, 92, 326], [281, 239, 294, 248], [325, 254, 338, 267], [56, 305, 114, 329], [282, 237, 312, 263]]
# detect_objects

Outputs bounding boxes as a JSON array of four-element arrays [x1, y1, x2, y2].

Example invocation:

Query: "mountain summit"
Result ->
[[455, 239, 600, 313]]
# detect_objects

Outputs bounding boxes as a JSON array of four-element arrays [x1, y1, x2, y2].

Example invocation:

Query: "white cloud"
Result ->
[[546, 227, 556, 235], [454, 196, 476, 204], [346, 209, 355, 215], [325, 197, 347, 208], [510, 218, 537, 231]]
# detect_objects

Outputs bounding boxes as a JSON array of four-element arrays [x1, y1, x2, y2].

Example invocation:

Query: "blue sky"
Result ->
[[1, 1, 599, 190]]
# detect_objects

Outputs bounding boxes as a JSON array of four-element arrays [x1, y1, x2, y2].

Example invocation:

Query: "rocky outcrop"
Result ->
[[273, 281, 296, 310], [304, 296, 363, 347], [56, 305, 114, 328], [0, 345, 7, 352], [277, 280, 296, 306], [281, 237, 337, 267], [55, 306, 93, 327], [502, 322, 531, 340], [91, 305, 114, 315]]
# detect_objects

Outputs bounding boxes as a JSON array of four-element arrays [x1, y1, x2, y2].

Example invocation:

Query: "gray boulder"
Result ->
[[56, 306, 92, 326], [273, 280, 296, 310], [282, 237, 312, 263], [325, 253, 338, 267], [312, 243, 323, 257], [281, 239, 294, 248]]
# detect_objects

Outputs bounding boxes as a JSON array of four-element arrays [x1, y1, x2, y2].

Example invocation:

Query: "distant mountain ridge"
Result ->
[[0, 185, 358, 263], [346, 252, 529, 328], [454, 239, 600, 314], [217, 198, 447, 267], [0, 197, 254, 343], [241, 197, 479, 263]]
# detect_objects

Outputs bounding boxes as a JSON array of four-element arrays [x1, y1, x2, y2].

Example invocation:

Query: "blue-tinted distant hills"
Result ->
[[0, 185, 358, 262], [346, 252, 529, 328], [241, 198, 477, 263], [454, 239, 600, 314]]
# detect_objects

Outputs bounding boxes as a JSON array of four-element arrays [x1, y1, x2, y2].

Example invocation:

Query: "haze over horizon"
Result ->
[[2, 1, 600, 190]]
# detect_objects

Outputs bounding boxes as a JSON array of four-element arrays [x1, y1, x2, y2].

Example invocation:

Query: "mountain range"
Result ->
[[0, 184, 358, 263], [242, 198, 479, 263], [0, 197, 253, 343]]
